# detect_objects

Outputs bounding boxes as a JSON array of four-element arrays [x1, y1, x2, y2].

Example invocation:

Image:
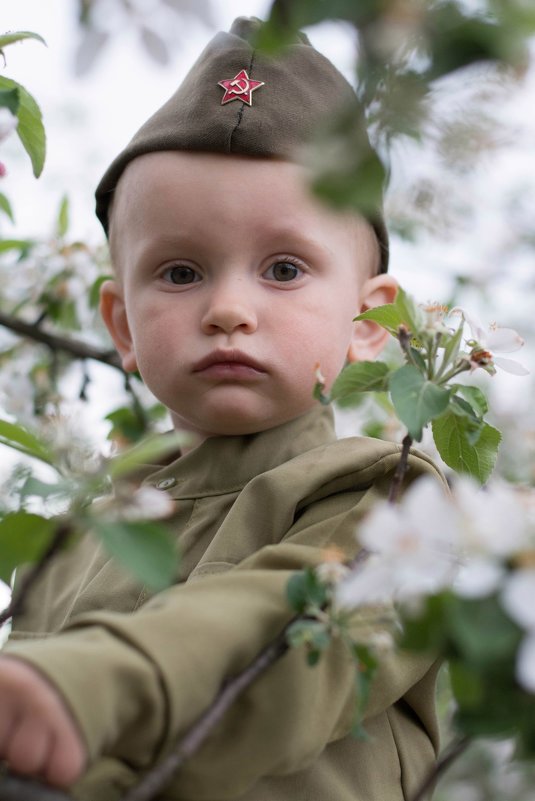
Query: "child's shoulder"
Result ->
[[251, 433, 443, 505]]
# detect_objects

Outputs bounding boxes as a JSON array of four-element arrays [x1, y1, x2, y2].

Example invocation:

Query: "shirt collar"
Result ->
[[145, 405, 336, 498]]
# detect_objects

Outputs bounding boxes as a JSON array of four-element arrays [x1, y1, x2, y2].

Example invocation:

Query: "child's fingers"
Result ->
[[4, 713, 52, 777], [45, 725, 87, 788]]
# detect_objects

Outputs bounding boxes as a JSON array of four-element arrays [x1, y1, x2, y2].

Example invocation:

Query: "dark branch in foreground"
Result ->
[[410, 735, 471, 801], [388, 434, 413, 505], [121, 620, 294, 801], [0, 523, 72, 627], [0, 774, 72, 801], [0, 311, 123, 371]]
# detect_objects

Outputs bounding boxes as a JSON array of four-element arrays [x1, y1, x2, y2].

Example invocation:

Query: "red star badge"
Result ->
[[218, 69, 265, 106]]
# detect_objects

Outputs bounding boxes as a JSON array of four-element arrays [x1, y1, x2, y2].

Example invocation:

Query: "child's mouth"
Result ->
[[192, 350, 266, 379]]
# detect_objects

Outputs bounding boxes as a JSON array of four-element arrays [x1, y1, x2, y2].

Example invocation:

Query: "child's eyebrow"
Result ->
[[131, 229, 337, 263], [254, 226, 337, 259]]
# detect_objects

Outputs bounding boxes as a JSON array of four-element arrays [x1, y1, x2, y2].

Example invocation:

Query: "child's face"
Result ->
[[101, 152, 396, 439]]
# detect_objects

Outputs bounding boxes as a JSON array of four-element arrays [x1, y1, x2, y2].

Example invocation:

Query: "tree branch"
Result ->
[[121, 619, 293, 801], [410, 735, 471, 801], [388, 433, 413, 504], [0, 310, 123, 372], [0, 774, 72, 801]]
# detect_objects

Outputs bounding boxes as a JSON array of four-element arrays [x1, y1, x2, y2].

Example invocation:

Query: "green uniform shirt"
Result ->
[[5, 406, 443, 801]]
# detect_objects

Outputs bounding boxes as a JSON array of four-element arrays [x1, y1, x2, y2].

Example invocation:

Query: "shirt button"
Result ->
[[156, 477, 176, 490]]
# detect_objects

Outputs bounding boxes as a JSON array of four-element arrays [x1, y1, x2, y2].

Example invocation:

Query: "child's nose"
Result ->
[[201, 284, 258, 335]]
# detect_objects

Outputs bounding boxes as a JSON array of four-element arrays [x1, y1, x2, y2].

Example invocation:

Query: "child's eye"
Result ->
[[264, 261, 303, 282], [162, 265, 201, 285]]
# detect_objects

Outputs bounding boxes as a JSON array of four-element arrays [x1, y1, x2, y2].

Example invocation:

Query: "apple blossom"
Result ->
[[450, 307, 529, 376], [336, 477, 460, 609], [98, 484, 176, 523], [501, 569, 535, 693]]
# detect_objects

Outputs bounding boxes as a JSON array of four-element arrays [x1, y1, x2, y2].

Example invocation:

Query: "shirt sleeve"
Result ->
[[3, 453, 442, 799]]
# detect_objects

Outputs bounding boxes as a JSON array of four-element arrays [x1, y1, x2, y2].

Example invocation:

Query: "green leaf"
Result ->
[[331, 361, 390, 406], [56, 194, 69, 238], [353, 303, 404, 336], [105, 406, 149, 444], [450, 384, 489, 417], [0, 512, 54, 584], [312, 148, 386, 219], [0, 76, 46, 177], [448, 661, 484, 707], [439, 321, 464, 370], [447, 595, 521, 666], [0, 192, 14, 223], [449, 396, 484, 445], [0, 31, 46, 50], [312, 380, 331, 405], [0, 87, 19, 115], [432, 411, 501, 483], [286, 619, 330, 655], [351, 643, 377, 739], [394, 287, 424, 333], [107, 432, 189, 480], [389, 365, 451, 441], [0, 238, 34, 254], [0, 418, 53, 465], [94, 520, 178, 590], [19, 476, 72, 502], [286, 568, 327, 614], [354, 288, 424, 339]]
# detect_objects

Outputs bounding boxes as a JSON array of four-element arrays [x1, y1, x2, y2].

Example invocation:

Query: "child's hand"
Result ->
[[0, 656, 86, 787]]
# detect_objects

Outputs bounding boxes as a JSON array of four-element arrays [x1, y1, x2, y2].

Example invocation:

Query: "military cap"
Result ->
[[95, 16, 389, 272]]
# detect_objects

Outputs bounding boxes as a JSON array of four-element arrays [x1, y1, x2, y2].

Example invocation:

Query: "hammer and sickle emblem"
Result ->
[[229, 77, 250, 94]]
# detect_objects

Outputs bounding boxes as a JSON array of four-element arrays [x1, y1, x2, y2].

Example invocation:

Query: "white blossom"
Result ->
[[502, 569, 535, 631], [454, 557, 504, 598], [336, 478, 460, 609], [100, 484, 175, 522], [500, 570, 535, 694], [450, 307, 529, 375], [515, 633, 535, 693], [40, 409, 101, 476], [420, 302, 451, 334], [453, 477, 530, 559]]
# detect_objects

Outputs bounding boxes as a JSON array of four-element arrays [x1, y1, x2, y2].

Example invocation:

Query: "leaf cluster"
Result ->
[[256, 0, 535, 220], [401, 591, 535, 754], [0, 418, 187, 602], [286, 567, 378, 735], [320, 287, 502, 483], [0, 31, 46, 177]]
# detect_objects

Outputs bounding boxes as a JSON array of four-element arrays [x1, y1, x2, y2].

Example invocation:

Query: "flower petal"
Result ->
[[454, 558, 503, 598], [502, 569, 535, 630], [486, 326, 525, 353], [449, 307, 485, 342], [493, 356, 530, 376], [515, 633, 535, 693]]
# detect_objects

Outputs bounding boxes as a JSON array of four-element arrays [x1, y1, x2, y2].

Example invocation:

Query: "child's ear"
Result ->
[[99, 280, 138, 372], [347, 274, 398, 363]]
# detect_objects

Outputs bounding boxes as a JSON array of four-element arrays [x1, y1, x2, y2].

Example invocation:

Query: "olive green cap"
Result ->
[[95, 16, 389, 272]]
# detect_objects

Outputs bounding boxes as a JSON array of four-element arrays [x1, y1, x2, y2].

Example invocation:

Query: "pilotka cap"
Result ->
[[95, 16, 389, 272]]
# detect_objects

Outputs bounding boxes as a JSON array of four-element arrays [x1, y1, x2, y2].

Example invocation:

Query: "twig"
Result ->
[[0, 310, 123, 372], [0, 773, 72, 801], [0, 523, 72, 627], [121, 620, 294, 801], [410, 735, 471, 801], [388, 434, 413, 504], [122, 548, 373, 801]]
